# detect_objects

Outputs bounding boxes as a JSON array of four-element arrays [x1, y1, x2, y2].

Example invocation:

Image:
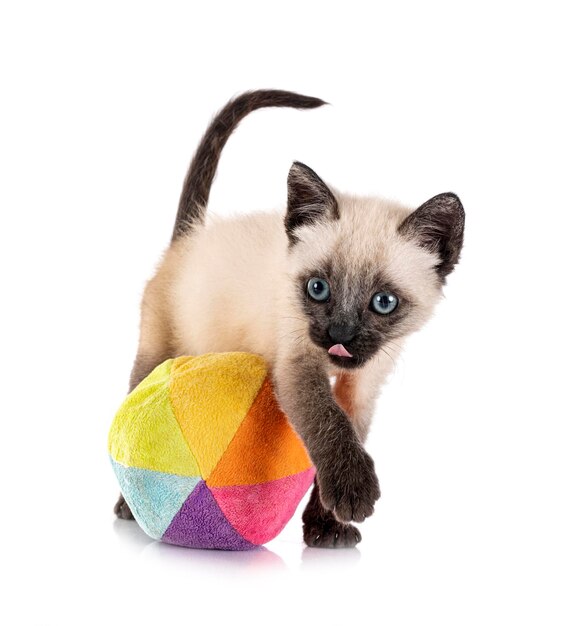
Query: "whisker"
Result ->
[[277, 327, 308, 342], [293, 334, 307, 348], [380, 346, 398, 371], [383, 343, 400, 356]]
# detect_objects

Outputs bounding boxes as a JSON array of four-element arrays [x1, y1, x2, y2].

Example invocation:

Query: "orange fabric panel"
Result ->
[[207, 378, 313, 487]]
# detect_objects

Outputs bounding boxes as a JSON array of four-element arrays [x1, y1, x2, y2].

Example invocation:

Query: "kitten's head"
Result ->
[[285, 162, 465, 369]]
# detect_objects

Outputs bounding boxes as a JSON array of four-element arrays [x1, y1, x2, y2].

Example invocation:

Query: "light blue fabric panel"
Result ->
[[111, 458, 200, 539]]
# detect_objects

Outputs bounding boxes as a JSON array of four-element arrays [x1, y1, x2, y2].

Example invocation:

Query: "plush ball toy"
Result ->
[[108, 352, 314, 550]]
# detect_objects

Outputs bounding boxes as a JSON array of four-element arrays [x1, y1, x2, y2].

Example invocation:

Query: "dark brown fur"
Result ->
[[272, 354, 381, 524], [285, 161, 339, 244], [173, 91, 326, 240], [398, 192, 465, 280], [114, 494, 134, 520], [302, 480, 362, 548], [298, 266, 412, 369]]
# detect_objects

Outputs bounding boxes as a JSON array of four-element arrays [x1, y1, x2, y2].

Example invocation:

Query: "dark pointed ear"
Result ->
[[398, 192, 465, 281], [285, 161, 339, 244]]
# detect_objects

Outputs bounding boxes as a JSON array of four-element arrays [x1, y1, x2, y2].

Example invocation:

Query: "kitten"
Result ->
[[114, 90, 465, 549]]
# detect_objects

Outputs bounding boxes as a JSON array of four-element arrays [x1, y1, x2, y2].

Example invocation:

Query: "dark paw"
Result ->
[[303, 517, 362, 549], [318, 446, 381, 523], [114, 494, 135, 520]]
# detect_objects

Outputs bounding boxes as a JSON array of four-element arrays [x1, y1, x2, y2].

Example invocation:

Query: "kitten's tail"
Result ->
[[172, 89, 326, 240]]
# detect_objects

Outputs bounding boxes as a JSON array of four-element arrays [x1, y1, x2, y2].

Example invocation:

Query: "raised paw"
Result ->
[[303, 516, 362, 549], [318, 446, 381, 523], [113, 494, 135, 520]]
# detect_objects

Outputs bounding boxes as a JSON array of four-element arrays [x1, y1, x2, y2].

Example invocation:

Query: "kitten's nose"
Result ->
[[328, 323, 357, 344]]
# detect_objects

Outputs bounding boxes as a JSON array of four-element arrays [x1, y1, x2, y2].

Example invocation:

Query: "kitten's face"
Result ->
[[289, 200, 444, 369], [284, 163, 465, 369], [297, 262, 414, 369]]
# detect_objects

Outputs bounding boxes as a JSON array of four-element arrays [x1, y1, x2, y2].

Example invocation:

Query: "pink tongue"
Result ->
[[328, 344, 353, 358]]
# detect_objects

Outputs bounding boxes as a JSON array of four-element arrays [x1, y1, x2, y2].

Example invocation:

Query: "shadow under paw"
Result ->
[[303, 517, 362, 549], [114, 494, 135, 521]]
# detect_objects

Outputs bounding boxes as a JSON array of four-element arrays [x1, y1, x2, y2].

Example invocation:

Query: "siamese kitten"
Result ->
[[114, 90, 465, 549]]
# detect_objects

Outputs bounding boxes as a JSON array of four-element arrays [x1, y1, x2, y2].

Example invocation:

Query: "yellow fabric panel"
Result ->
[[169, 353, 267, 478], [108, 359, 200, 477]]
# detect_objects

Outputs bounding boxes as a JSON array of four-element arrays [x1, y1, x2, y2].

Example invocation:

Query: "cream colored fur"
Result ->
[[134, 191, 443, 440]]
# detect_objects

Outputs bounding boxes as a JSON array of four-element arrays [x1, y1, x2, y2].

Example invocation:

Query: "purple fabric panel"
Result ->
[[162, 481, 258, 551]]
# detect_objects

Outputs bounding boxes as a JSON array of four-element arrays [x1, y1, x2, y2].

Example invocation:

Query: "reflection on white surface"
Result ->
[[300, 545, 362, 569], [114, 517, 364, 574], [114, 518, 287, 571], [142, 540, 287, 571], [112, 518, 154, 550]]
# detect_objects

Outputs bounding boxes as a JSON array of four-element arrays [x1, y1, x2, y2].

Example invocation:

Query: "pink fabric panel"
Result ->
[[210, 468, 315, 544]]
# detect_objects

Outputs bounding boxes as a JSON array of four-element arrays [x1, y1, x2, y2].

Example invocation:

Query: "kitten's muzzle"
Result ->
[[328, 323, 357, 344]]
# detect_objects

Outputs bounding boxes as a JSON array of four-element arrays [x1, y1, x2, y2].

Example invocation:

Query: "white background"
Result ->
[[1, 1, 561, 624]]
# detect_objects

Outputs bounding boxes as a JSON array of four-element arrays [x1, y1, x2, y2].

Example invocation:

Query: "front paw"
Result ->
[[317, 447, 381, 523], [303, 516, 362, 549]]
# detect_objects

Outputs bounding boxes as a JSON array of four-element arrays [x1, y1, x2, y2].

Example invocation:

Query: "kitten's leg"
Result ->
[[115, 276, 175, 521], [114, 493, 135, 520], [128, 273, 175, 391], [301, 358, 390, 547], [274, 355, 380, 530]]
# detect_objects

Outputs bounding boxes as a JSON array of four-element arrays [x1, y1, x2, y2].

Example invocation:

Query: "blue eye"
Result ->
[[371, 291, 398, 315], [307, 277, 330, 302]]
